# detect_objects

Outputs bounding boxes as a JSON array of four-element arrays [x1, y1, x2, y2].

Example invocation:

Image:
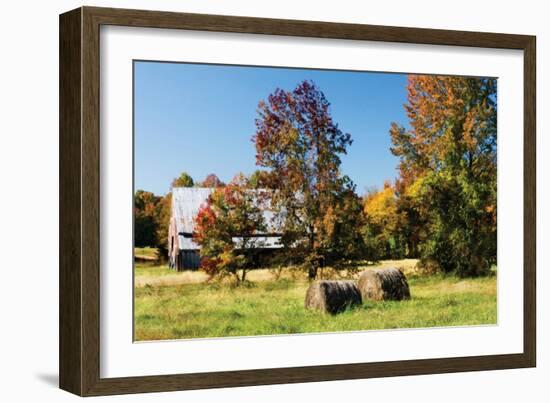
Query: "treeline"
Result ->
[[136, 76, 497, 279], [134, 190, 171, 255]]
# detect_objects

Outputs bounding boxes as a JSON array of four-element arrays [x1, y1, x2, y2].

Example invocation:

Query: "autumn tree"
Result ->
[[134, 190, 160, 247], [319, 187, 367, 265], [154, 192, 172, 257], [362, 181, 406, 260], [171, 171, 194, 188], [193, 174, 267, 283], [253, 80, 362, 279], [390, 75, 497, 276], [247, 169, 273, 189], [200, 173, 225, 188], [134, 189, 173, 259], [393, 176, 429, 258]]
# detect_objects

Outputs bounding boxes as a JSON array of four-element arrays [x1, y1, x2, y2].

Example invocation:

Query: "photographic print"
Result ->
[[133, 61, 497, 342]]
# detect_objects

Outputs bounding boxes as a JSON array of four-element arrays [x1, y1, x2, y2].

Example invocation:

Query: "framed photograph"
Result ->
[[59, 6, 536, 396]]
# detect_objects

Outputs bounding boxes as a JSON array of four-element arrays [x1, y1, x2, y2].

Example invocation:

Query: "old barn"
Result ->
[[168, 187, 282, 270]]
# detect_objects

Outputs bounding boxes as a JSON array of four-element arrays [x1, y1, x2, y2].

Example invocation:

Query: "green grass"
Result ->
[[134, 267, 497, 341]]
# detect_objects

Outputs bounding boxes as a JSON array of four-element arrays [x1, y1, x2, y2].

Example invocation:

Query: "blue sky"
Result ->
[[134, 61, 409, 196]]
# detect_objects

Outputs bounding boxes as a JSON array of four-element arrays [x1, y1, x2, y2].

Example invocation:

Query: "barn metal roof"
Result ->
[[172, 187, 282, 251]]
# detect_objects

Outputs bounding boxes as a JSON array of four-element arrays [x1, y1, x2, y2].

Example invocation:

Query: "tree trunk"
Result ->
[[307, 226, 319, 280], [308, 264, 318, 280]]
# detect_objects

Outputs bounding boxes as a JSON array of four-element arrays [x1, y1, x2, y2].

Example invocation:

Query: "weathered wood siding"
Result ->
[[167, 218, 179, 269], [168, 217, 201, 270], [179, 251, 201, 270]]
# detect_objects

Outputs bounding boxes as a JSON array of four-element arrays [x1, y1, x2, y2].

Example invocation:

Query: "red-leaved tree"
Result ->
[[193, 174, 267, 282], [200, 173, 225, 188], [253, 80, 364, 279]]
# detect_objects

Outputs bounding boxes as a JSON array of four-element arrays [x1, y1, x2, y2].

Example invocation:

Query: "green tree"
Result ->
[[154, 192, 172, 257], [134, 189, 172, 259], [390, 75, 497, 276], [393, 176, 429, 258], [171, 172, 194, 188], [134, 190, 160, 247], [320, 187, 367, 265], [362, 181, 406, 260]]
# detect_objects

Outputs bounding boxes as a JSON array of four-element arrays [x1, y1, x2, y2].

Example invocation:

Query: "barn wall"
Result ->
[[174, 249, 283, 271], [181, 251, 201, 270], [174, 250, 201, 271], [167, 218, 179, 269]]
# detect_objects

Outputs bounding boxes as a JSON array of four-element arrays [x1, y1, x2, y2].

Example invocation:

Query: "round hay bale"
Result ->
[[305, 280, 362, 314], [357, 267, 411, 301]]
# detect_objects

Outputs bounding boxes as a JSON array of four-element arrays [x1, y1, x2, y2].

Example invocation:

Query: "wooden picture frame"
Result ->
[[59, 6, 536, 396]]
